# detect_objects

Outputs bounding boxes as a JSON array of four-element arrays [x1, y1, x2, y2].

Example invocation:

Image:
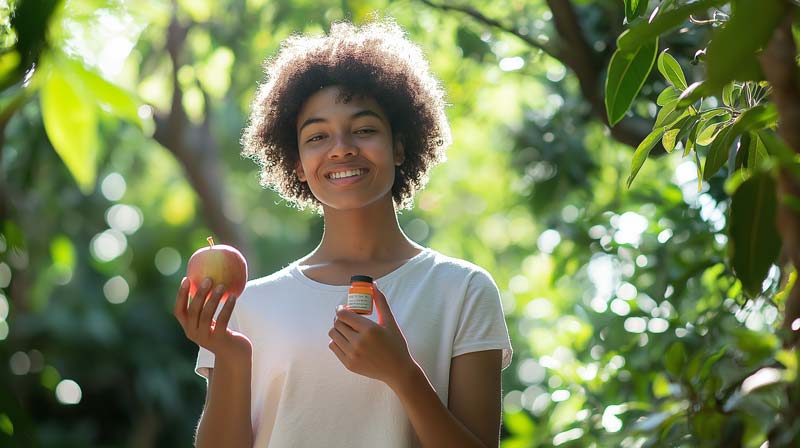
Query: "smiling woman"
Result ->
[[180, 19, 513, 448]]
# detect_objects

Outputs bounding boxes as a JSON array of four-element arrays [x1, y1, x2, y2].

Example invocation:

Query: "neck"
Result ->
[[311, 195, 419, 263]]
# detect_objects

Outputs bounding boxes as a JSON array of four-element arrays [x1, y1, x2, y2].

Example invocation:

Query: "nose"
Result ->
[[328, 133, 358, 159]]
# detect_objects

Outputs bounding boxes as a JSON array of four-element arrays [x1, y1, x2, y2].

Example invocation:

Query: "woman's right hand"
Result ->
[[174, 276, 253, 360]]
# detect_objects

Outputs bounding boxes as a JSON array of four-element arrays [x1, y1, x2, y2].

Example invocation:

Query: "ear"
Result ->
[[295, 160, 307, 182], [393, 136, 405, 166]]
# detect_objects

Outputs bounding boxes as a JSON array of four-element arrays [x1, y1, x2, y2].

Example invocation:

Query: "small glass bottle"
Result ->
[[347, 275, 374, 314]]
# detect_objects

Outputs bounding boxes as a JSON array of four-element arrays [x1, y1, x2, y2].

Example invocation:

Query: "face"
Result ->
[[295, 86, 404, 211]]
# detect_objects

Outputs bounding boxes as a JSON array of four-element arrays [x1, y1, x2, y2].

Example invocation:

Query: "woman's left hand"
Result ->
[[328, 283, 417, 389]]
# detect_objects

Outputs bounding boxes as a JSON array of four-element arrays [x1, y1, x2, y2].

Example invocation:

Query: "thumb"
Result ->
[[372, 283, 396, 327]]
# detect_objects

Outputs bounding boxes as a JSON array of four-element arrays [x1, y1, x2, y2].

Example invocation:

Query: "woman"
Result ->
[[173, 19, 512, 448]]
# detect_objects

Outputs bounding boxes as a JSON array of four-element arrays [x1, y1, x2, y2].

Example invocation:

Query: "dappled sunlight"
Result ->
[[2, 0, 798, 446]]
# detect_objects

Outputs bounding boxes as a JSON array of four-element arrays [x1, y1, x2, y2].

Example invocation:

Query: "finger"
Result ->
[[328, 339, 349, 367], [198, 284, 225, 331], [372, 283, 396, 327], [173, 277, 190, 323], [335, 307, 370, 332], [213, 294, 237, 336], [334, 304, 347, 325], [333, 319, 358, 341], [188, 277, 213, 323], [328, 327, 354, 354]]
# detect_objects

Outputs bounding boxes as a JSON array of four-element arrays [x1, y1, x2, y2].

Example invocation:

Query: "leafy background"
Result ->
[[1, 0, 798, 446]]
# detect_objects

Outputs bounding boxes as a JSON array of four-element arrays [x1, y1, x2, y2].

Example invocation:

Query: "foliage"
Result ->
[[602, 0, 800, 445]]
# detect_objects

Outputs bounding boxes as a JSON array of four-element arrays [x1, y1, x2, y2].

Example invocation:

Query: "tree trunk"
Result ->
[[759, 8, 800, 348]]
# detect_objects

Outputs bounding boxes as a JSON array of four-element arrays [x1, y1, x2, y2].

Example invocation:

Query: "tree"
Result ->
[[421, 0, 799, 445]]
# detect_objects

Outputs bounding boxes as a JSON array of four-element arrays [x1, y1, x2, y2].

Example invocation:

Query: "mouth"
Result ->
[[325, 168, 369, 183]]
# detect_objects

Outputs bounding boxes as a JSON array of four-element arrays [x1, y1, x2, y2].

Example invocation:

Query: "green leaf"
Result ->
[[694, 110, 731, 146], [663, 128, 680, 152], [625, 0, 649, 22], [627, 126, 666, 187], [653, 96, 693, 130], [65, 58, 144, 128], [734, 132, 751, 170], [697, 122, 724, 146], [657, 50, 687, 90], [684, 119, 699, 156], [616, 0, 725, 52], [40, 66, 100, 195], [665, 341, 687, 379], [705, 0, 787, 94], [733, 104, 778, 133], [702, 105, 778, 180], [722, 82, 735, 107], [694, 145, 703, 191], [605, 38, 659, 126], [747, 132, 768, 169], [704, 126, 734, 180], [729, 172, 782, 296], [676, 80, 705, 107], [675, 115, 701, 146], [656, 86, 680, 106]]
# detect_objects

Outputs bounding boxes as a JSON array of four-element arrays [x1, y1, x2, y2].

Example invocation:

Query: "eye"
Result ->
[[355, 128, 376, 135], [306, 134, 325, 143]]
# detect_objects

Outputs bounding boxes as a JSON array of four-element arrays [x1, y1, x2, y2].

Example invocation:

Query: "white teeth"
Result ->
[[329, 169, 364, 180]]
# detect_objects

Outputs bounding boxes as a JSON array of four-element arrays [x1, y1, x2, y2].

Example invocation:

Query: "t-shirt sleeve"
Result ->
[[194, 301, 242, 380], [452, 269, 513, 370]]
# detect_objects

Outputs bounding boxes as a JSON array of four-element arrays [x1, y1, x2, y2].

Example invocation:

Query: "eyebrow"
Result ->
[[298, 109, 385, 134]]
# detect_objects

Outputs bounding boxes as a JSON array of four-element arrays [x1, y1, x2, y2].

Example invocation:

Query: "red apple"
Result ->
[[186, 236, 248, 303]]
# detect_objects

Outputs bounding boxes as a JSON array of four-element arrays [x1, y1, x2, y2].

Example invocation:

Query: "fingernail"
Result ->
[[202, 278, 212, 288], [215, 284, 225, 293]]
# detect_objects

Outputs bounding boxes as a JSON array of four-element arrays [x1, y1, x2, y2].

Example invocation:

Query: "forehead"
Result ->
[[297, 86, 386, 125]]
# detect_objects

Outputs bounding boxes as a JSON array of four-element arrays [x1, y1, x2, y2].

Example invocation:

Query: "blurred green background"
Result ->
[[1, 0, 798, 446]]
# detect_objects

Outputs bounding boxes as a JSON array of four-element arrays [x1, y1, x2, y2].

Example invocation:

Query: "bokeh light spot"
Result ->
[[103, 276, 130, 304], [100, 172, 126, 201], [154, 247, 182, 276], [55, 379, 82, 405]]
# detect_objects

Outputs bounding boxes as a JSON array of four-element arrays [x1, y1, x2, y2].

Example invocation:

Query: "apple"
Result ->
[[186, 236, 248, 303]]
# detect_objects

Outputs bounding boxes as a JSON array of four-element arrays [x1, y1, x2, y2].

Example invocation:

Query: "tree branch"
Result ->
[[419, 0, 664, 154], [152, 12, 255, 268], [419, 0, 559, 59]]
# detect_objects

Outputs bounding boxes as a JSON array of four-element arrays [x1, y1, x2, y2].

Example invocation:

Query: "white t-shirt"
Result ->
[[195, 247, 512, 447]]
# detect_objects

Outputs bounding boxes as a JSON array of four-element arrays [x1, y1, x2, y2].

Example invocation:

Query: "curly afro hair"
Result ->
[[241, 19, 452, 212]]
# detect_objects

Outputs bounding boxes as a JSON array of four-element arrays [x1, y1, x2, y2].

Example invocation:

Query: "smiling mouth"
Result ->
[[326, 168, 368, 180]]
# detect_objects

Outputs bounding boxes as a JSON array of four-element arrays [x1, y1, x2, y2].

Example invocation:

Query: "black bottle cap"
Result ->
[[350, 275, 373, 283]]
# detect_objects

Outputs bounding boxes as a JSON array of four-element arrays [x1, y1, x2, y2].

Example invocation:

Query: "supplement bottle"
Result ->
[[347, 275, 374, 314]]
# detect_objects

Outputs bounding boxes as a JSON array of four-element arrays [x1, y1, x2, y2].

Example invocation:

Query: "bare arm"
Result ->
[[173, 277, 254, 448], [195, 360, 253, 448], [390, 349, 503, 448], [447, 350, 503, 448]]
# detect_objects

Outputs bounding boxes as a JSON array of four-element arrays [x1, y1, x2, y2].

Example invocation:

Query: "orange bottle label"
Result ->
[[347, 283, 373, 314]]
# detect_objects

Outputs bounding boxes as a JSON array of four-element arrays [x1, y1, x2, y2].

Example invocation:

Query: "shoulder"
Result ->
[[424, 249, 496, 287]]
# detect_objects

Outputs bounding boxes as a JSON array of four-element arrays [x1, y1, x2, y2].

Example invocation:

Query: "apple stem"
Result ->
[[207, 236, 215, 247]]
